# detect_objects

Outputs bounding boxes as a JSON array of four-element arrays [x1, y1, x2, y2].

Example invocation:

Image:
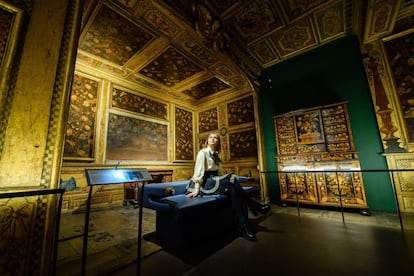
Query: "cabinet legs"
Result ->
[[123, 199, 139, 208]]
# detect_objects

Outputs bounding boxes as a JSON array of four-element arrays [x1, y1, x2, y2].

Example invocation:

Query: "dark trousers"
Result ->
[[227, 178, 260, 225], [203, 171, 260, 225]]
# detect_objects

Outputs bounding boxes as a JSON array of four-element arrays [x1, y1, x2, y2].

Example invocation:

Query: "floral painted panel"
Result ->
[[227, 95, 255, 126], [229, 129, 257, 158], [175, 107, 194, 161], [138, 47, 203, 87], [384, 30, 414, 142], [79, 4, 153, 65], [64, 74, 98, 158], [106, 113, 167, 161], [112, 88, 167, 120], [198, 107, 218, 133]]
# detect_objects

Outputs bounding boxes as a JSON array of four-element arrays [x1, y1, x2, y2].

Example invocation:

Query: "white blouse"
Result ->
[[191, 146, 223, 186]]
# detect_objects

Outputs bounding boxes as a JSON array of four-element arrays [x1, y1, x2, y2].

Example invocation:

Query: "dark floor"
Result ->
[[110, 206, 414, 276]]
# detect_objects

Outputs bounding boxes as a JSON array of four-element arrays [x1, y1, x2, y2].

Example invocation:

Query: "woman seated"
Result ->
[[185, 132, 271, 241]]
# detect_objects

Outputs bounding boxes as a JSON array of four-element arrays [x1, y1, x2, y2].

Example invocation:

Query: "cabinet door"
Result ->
[[315, 161, 367, 208], [279, 163, 318, 204]]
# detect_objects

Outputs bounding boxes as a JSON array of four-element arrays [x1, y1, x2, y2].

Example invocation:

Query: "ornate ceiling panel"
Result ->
[[182, 77, 231, 100], [75, 0, 414, 105], [138, 46, 203, 87], [227, 0, 284, 45], [79, 4, 155, 66]]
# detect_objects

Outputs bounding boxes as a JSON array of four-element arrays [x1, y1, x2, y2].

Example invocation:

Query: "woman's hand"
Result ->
[[186, 190, 199, 198]]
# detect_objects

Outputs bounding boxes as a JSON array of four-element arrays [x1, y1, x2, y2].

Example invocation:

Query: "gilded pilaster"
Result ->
[[0, 0, 84, 275], [360, 41, 405, 152]]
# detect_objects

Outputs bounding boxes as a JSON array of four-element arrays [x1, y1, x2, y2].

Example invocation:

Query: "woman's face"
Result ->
[[207, 134, 220, 148]]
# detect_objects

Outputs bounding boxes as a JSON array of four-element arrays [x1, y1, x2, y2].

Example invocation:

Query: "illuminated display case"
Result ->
[[273, 102, 368, 209]]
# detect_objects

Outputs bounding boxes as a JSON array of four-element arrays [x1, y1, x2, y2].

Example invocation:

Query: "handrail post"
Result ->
[[389, 171, 404, 230]]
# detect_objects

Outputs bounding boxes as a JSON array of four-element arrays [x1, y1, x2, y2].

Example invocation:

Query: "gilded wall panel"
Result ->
[[383, 30, 414, 144], [229, 129, 257, 159], [0, 197, 35, 274], [198, 107, 218, 133], [361, 41, 403, 152], [0, 191, 63, 275], [63, 74, 99, 160], [385, 154, 414, 212], [0, 2, 25, 157], [112, 87, 168, 120], [174, 106, 193, 161], [227, 95, 254, 127]]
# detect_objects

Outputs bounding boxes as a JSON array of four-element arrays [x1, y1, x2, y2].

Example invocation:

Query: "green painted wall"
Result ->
[[259, 35, 397, 212]]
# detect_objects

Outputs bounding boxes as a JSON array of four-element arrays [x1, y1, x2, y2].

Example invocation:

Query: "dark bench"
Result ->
[[138, 179, 259, 252]]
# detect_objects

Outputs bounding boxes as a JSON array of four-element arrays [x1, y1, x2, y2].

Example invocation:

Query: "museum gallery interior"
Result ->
[[1, 0, 414, 275]]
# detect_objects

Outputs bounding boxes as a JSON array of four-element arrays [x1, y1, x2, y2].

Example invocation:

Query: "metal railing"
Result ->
[[260, 169, 414, 230]]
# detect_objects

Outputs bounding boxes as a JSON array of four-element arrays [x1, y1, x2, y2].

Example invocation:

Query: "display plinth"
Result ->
[[82, 168, 153, 276], [85, 168, 153, 185]]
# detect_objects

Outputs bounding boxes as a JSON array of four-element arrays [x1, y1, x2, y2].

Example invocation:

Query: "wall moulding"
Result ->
[[0, 2, 25, 155]]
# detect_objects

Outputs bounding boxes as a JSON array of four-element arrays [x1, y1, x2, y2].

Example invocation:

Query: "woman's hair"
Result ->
[[205, 132, 221, 152]]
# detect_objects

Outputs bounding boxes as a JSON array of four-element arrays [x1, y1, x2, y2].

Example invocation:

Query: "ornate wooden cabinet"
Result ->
[[273, 102, 368, 210]]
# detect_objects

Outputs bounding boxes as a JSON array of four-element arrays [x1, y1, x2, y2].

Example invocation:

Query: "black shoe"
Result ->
[[239, 223, 257, 242], [250, 204, 271, 216]]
